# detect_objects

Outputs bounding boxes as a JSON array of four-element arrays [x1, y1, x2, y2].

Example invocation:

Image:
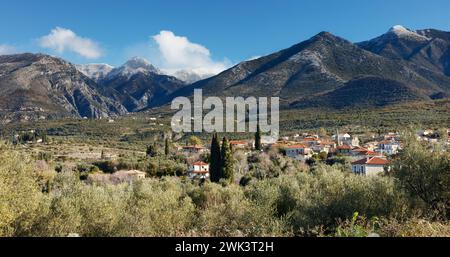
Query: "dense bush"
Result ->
[[390, 133, 450, 219], [0, 143, 47, 236], [93, 159, 147, 174], [0, 141, 448, 237], [245, 165, 408, 235], [146, 157, 187, 177], [186, 182, 288, 236]]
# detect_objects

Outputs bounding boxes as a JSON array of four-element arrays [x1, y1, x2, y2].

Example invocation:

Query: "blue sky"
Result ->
[[1, 0, 450, 74]]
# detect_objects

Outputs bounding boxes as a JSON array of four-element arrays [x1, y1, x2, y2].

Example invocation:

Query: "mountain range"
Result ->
[[0, 25, 449, 121], [89, 57, 186, 112], [173, 25, 450, 109]]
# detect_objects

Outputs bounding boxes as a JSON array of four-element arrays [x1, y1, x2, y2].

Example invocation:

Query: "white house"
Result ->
[[312, 144, 331, 154], [285, 144, 311, 160], [351, 157, 389, 176], [188, 161, 210, 179], [336, 144, 353, 155], [333, 133, 360, 147], [332, 133, 351, 142], [377, 140, 400, 155]]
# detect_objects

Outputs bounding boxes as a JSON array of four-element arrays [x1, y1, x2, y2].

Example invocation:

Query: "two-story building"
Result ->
[[351, 157, 389, 176], [285, 144, 311, 160], [333, 133, 360, 147], [188, 161, 210, 179], [377, 140, 400, 155], [336, 144, 352, 155]]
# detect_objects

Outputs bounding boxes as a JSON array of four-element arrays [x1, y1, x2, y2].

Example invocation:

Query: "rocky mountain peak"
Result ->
[[385, 25, 430, 41], [76, 63, 114, 82], [106, 57, 160, 80]]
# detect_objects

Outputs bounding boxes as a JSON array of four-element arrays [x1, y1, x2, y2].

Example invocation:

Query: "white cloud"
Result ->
[[0, 44, 16, 55], [39, 27, 103, 59], [151, 30, 231, 79]]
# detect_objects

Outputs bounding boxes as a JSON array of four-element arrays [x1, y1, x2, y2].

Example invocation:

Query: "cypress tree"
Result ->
[[255, 124, 262, 151], [164, 138, 170, 156], [209, 133, 221, 182], [220, 137, 234, 183]]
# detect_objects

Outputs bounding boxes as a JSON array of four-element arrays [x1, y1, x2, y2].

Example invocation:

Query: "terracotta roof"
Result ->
[[337, 144, 352, 150], [352, 157, 389, 165], [192, 161, 208, 166], [229, 140, 247, 145], [358, 150, 376, 155], [192, 170, 209, 174], [285, 144, 308, 149], [303, 137, 320, 141], [352, 147, 376, 155]]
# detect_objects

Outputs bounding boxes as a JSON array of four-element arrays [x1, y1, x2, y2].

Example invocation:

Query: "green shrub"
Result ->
[[391, 133, 450, 219], [0, 143, 47, 236], [115, 178, 195, 236]]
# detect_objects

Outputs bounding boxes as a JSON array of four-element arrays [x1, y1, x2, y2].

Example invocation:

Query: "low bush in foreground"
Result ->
[[0, 141, 448, 237]]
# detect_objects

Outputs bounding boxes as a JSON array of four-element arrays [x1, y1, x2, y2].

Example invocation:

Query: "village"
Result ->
[[8, 124, 450, 185], [122, 128, 450, 182]]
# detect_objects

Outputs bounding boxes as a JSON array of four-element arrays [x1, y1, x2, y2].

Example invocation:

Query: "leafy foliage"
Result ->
[[0, 138, 449, 237], [391, 133, 450, 219]]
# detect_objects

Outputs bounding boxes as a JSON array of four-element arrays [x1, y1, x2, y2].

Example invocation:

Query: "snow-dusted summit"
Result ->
[[105, 57, 161, 80], [76, 63, 114, 82], [171, 69, 213, 84], [386, 25, 430, 41]]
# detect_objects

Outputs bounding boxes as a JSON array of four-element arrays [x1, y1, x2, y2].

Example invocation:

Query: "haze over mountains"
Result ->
[[0, 25, 449, 121]]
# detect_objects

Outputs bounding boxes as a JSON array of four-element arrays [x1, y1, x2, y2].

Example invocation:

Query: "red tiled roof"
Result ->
[[229, 140, 247, 145], [352, 148, 376, 155], [378, 139, 398, 145], [337, 144, 352, 150], [352, 157, 389, 165], [192, 170, 209, 174], [193, 161, 208, 166], [286, 144, 308, 149], [303, 137, 319, 141]]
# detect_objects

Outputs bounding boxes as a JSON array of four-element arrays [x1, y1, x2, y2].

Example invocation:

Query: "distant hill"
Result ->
[[0, 53, 127, 121], [169, 28, 450, 109]]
